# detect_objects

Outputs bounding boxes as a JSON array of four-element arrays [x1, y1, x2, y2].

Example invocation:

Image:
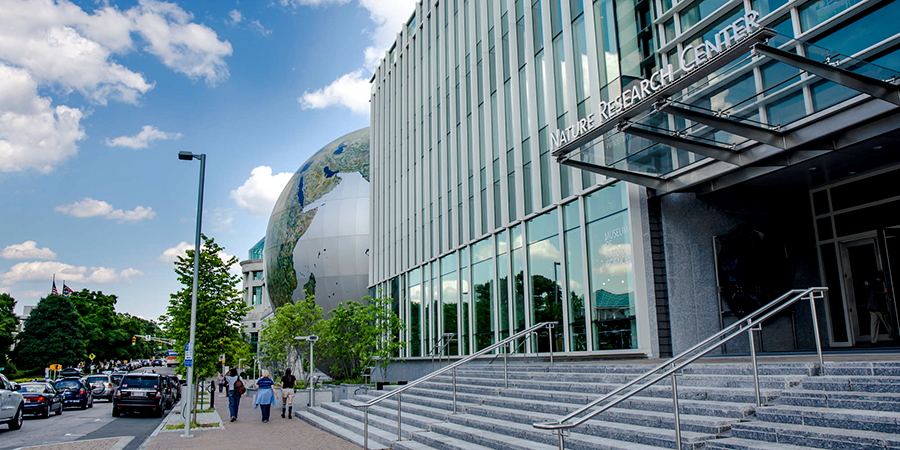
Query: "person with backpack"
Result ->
[[225, 367, 245, 422]]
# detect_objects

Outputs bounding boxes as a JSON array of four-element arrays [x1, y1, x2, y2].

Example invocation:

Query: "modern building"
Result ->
[[241, 237, 271, 353], [368, 0, 900, 368]]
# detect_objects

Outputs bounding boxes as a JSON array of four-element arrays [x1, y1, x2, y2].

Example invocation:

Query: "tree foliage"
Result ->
[[0, 293, 17, 371], [319, 296, 404, 381], [68, 290, 128, 362], [15, 295, 85, 371], [259, 288, 322, 377], [159, 234, 247, 381]]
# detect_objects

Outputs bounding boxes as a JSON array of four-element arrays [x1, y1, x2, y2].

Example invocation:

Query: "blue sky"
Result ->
[[0, 0, 415, 321]]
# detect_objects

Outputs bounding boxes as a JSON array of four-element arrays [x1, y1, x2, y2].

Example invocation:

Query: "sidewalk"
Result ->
[[141, 388, 361, 450]]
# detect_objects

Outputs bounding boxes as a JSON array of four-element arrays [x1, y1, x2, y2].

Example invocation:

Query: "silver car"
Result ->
[[85, 374, 116, 401], [0, 374, 24, 430]]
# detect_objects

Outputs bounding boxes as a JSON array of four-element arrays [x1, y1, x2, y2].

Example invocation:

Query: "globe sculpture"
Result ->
[[264, 127, 370, 314]]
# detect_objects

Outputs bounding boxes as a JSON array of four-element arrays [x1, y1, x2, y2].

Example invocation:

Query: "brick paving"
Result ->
[[15, 437, 130, 450], [142, 389, 362, 450]]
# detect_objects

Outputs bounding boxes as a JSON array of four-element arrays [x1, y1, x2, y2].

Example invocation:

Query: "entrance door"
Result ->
[[839, 237, 882, 343]]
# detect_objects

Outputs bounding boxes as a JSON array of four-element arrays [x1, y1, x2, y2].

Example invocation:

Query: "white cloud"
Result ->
[[250, 20, 272, 36], [2, 241, 57, 260], [229, 9, 242, 24], [290, 0, 416, 114], [55, 197, 156, 223], [105, 125, 181, 149], [230, 166, 293, 216], [0, 0, 232, 173], [158, 242, 240, 272], [128, 0, 233, 86], [209, 209, 235, 234], [0, 261, 141, 284], [0, 64, 85, 173], [298, 69, 371, 115]]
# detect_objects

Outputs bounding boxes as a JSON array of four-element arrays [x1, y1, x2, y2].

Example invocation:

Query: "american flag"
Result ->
[[51, 275, 58, 295]]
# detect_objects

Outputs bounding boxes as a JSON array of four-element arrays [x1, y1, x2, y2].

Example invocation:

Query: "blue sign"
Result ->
[[167, 350, 178, 357], [184, 341, 193, 367]]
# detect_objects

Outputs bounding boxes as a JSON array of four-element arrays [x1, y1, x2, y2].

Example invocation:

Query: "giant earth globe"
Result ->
[[264, 127, 370, 314]]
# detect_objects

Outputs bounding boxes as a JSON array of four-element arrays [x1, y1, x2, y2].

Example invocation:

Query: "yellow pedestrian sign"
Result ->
[[89, 353, 96, 360]]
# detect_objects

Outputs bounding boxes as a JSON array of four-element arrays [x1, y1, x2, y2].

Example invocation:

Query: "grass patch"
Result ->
[[193, 408, 215, 413], [164, 422, 220, 430]]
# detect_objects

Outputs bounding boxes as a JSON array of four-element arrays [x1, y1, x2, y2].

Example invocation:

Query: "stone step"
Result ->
[[819, 362, 900, 377], [297, 407, 391, 449], [454, 368, 809, 385], [319, 400, 433, 438], [798, 376, 900, 393], [423, 376, 786, 403], [432, 374, 802, 391], [756, 405, 900, 433], [732, 419, 900, 450], [778, 389, 900, 412], [705, 437, 821, 450], [454, 362, 817, 377], [393, 431, 498, 450]]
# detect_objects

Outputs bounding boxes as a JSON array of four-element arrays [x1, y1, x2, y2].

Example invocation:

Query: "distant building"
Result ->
[[241, 238, 272, 353]]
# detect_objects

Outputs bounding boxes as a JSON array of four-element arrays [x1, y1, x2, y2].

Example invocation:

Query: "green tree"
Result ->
[[319, 296, 404, 381], [68, 290, 128, 364], [159, 234, 247, 383], [15, 295, 85, 371], [0, 293, 17, 372], [259, 288, 323, 376], [117, 313, 164, 361]]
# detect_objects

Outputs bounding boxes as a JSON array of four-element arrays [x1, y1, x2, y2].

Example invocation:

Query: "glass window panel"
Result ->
[[761, 60, 800, 91], [771, 16, 794, 38], [563, 200, 580, 231], [694, 71, 756, 115], [680, 0, 730, 32], [473, 236, 494, 263], [811, 79, 858, 113], [508, 168, 518, 222], [441, 267, 459, 356], [551, 0, 563, 37], [533, 0, 544, 53], [584, 183, 627, 222], [752, 0, 789, 17], [540, 143, 553, 208], [512, 223, 524, 249], [473, 258, 495, 351], [519, 66, 531, 141], [799, 0, 863, 32], [594, 0, 621, 88], [528, 234, 563, 352], [517, 16, 527, 68], [498, 250, 511, 339], [512, 247, 527, 351], [460, 262, 471, 355], [527, 209, 560, 243], [811, 1, 900, 57], [586, 210, 637, 350], [570, 0, 585, 19], [535, 51, 548, 128], [663, 19, 676, 44], [409, 268, 422, 357], [660, 0, 673, 13], [573, 15, 591, 105], [524, 161, 534, 216], [767, 90, 806, 126], [565, 228, 588, 351], [615, 0, 642, 78], [553, 35, 569, 115]]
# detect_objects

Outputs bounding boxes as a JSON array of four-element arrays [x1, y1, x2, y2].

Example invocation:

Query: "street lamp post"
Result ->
[[295, 335, 318, 407], [238, 358, 246, 376], [178, 151, 205, 438]]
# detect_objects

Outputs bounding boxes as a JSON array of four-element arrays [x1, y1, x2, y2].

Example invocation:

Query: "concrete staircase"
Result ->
[[708, 361, 900, 450], [299, 360, 837, 450]]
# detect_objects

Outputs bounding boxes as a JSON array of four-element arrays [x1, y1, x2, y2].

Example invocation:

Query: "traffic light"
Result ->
[[158, 343, 162, 349], [131, 336, 136, 346]]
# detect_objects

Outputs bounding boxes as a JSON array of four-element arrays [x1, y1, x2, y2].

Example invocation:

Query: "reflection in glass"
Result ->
[[409, 268, 422, 357], [586, 192, 636, 350], [460, 260, 471, 355], [528, 218, 563, 353], [473, 258, 495, 351], [441, 254, 458, 356], [498, 241, 511, 340], [512, 247, 526, 352], [565, 228, 588, 351]]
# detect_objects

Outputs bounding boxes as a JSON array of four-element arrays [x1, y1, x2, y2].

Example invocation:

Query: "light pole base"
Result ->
[[181, 433, 194, 438]]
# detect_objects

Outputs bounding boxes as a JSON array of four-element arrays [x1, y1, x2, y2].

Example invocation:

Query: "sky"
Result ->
[[0, 0, 417, 321]]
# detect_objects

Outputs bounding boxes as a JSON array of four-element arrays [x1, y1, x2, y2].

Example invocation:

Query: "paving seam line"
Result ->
[[136, 401, 184, 450], [12, 436, 132, 450]]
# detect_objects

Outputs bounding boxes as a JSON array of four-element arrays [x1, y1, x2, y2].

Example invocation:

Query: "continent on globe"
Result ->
[[264, 127, 370, 315]]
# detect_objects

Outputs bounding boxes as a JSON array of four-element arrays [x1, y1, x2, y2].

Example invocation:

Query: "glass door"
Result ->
[[839, 236, 882, 344]]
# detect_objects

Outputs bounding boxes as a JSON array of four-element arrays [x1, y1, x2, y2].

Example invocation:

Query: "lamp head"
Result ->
[[178, 151, 194, 161]]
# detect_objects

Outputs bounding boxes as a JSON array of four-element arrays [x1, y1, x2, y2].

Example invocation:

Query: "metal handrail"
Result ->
[[429, 333, 457, 371], [352, 321, 558, 449], [533, 287, 828, 450]]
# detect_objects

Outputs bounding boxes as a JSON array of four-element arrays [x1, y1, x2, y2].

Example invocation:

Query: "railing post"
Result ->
[[558, 431, 565, 450], [549, 324, 555, 366], [504, 343, 510, 389], [809, 291, 826, 376], [452, 367, 457, 414], [397, 393, 402, 441], [671, 366, 682, 450], [364, 407, 369, 450], [748, 324, 761, 407]]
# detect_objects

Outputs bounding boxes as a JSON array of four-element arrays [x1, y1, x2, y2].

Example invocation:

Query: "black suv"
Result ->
[[112, 373, 166, 417]]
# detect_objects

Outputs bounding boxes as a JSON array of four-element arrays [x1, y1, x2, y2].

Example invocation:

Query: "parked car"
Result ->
[[165, 375, 182, 404], [85, 374, 116, 401], [0, 374, 23, 430], [151, 359, 163, 367], [116, 364, 129, 372], [111, 372, 127, 387], [53, 378, 93, 410], [142, 359, 151, 367], [58, 367, 83, 378], [112, 373, 166, 418], [17, 382, 62, 418]]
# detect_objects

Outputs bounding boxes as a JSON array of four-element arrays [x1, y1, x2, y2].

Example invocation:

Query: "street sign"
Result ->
[[50, 364, 61, 371], [88, 353, 96, 360], [184, 341, 193, 367]]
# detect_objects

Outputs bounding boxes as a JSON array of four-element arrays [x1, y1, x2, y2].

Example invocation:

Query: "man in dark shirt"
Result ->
[[280, 368, 296, 419], [868, 271, 894, 344]]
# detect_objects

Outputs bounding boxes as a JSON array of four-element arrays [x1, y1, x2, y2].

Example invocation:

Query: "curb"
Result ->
[[135, 402, 181, 450], [13, 436, 134, 450]]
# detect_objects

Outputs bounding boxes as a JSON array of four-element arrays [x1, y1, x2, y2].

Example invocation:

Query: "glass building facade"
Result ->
[[369, 0, 900, 359]]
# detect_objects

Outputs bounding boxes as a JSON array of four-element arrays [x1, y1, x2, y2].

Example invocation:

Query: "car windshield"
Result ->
[[18, 385, 48, 393], [54, 380, 81, 390], [86, 376, 107, 384], [121, 377, 158, 389]]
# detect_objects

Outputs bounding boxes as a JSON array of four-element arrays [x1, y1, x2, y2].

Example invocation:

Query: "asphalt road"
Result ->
[[0, 366, 179, 450]]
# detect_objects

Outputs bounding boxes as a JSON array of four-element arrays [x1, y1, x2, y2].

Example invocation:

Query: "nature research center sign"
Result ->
[[550, 10, 763, 151]]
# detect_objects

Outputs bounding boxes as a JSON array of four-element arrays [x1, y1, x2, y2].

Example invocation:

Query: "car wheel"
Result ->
[[112, 406, 119, 417], [9, 406, 23, 430], [56, 404, 62, 416], [88, 398, 93, 408], [42, 405, 50, 419]]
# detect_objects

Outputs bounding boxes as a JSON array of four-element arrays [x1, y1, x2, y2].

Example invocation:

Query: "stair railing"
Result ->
[[534, 287, 828, 450], [428, 333, 457, 371], [352, 321, 558, 450]]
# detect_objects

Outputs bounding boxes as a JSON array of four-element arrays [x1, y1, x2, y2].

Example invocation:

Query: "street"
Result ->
[[0, 367, 178, 450]]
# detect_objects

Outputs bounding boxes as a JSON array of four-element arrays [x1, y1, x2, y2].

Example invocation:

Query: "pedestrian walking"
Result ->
[[254, 370, 277, 423], [225, 367, 245, 422], [217, 372, 225, 393], [280, 368, 296, 419], [868, 270, 895, 344]]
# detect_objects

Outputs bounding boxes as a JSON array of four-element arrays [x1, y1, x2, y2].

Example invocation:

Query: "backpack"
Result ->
[[233, 378, 246, 396]]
